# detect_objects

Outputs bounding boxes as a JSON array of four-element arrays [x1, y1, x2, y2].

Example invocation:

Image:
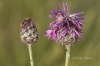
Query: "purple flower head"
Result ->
[[45, 3, 84, 45]]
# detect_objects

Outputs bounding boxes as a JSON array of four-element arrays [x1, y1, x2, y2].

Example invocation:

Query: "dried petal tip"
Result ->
[[20, 17, 38, 45]]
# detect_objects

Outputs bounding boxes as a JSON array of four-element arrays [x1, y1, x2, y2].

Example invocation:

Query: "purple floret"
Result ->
[[45, 3, 84, 45]]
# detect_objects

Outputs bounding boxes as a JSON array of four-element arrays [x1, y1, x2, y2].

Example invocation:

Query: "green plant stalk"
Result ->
[[65, 45, 71, 66], [28, 44, 34, 66]]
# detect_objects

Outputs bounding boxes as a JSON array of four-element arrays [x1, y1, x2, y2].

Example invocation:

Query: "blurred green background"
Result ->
[[0, 0, 100, 66]]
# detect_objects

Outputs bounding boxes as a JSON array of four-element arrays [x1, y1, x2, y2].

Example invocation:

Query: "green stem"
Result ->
[[28, 44, 34, 66], [65, 45, 71, 66]]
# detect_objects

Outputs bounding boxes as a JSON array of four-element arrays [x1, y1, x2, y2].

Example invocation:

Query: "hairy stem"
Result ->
[[28, 44, 34, 66], [65, 45, 71, 66]]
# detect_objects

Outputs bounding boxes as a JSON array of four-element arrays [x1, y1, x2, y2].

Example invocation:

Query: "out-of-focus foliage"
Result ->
[[0, 0, 100, 66]]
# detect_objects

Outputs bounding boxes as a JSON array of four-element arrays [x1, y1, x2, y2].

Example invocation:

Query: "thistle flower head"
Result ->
[[20, 17, 38, 45], [45, 3, 84, 45]]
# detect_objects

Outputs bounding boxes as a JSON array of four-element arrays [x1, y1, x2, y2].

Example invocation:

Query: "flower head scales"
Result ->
[[20, 17, 38, 45], [45, 3, 84, 45]]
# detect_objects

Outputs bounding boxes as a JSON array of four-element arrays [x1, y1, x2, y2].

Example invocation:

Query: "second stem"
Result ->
[[65, 45, 71, 66]]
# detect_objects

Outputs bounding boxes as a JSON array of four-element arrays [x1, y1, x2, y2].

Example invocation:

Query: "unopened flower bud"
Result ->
[[20, 17, 38, 44]]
